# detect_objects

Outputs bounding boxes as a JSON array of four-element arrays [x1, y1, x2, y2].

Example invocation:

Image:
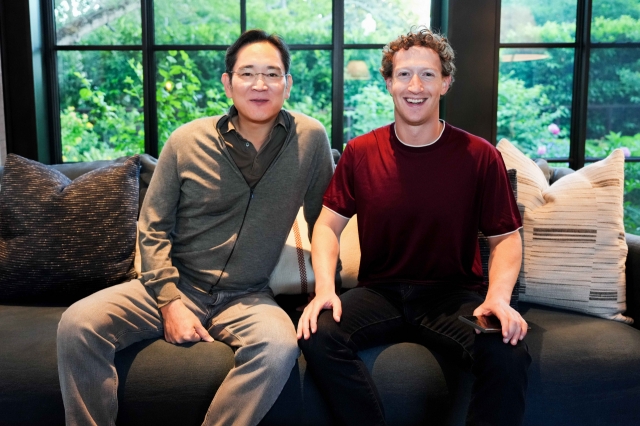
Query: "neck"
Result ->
[[232, 114, 277, 151], [395, 119, 443, 147]]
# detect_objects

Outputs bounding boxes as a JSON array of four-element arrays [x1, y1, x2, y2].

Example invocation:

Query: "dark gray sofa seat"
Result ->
[[3, 298, 640, 425], [1, 156, 640, 425]]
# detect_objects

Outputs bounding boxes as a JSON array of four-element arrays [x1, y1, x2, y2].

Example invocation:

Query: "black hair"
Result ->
[[225, 29, 291, 80]]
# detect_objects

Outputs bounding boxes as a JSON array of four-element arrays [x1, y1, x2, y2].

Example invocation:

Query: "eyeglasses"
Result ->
[[229, 70, 289, 84], [394, 70, 440, 83]]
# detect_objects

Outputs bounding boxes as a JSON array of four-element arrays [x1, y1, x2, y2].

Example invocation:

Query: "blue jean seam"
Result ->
[[344, 315, 403, 342], [417, 322, 475, 361]]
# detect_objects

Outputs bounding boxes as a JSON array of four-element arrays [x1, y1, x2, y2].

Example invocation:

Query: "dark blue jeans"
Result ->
[[299, 284, 531, 426]]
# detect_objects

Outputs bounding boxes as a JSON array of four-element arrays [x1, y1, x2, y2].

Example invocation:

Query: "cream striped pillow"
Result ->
[[497, 139, 631, 323], [268, 207, 361, 295]]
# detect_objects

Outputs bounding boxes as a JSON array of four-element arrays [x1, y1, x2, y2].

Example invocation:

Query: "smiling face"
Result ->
[[385, 46, 451, 129], [221, 41, 292, 129]]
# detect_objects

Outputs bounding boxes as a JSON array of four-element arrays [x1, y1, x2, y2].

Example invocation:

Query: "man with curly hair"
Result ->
[[298, 27, 531, 426]]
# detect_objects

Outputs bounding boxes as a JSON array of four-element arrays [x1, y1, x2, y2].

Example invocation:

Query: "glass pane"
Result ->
[[154, 0, 240, 45], [497, 48, 574, 159], [344, 0, 430, 44], [58, 50, 144, 161], [500, 0, 576, 43], [156, 50, 230, 151], [586, 48, 640, 158], [54, 0, 141, 45], [592, 0, 640, 43], [343, 49, 394, 145], [623, 162, 640, 235], [247, 0, 332, 44], [285, 50, 333, 140]]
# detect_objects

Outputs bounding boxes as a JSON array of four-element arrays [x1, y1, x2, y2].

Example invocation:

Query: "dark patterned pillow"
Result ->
[[477, 169, 520, 310], [0, 154, 140, 304]]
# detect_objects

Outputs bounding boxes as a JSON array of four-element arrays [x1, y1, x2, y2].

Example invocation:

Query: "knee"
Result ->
[[245, 326, 300, 372], [298, 311, 348, 357], [57, 295, 105, 349]]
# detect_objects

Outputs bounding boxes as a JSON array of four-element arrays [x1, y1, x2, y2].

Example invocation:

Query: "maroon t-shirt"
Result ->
[[323, 123, 522, 290]]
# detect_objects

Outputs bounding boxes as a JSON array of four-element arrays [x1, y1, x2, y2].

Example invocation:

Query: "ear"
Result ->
[[385, 77, 393, 93], [221, 73, 233, 98], [441, 75, 452, 95], [284, 74, 293, 100]]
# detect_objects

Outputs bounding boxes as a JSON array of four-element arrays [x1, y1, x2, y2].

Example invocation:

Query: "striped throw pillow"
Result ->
[[269, 207, 315, 295], [269, 207, 360, 295], [497, 138, 631, 323]]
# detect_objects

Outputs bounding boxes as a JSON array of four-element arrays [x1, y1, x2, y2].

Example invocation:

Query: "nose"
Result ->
[[252, 74, 268, 91], [408, 74, 423, 93]]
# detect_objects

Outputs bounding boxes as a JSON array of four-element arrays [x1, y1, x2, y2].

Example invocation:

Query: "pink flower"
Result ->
[[621, 147, 631, 157], [537, 146, 547, 156], [548, 123, 560, 135]]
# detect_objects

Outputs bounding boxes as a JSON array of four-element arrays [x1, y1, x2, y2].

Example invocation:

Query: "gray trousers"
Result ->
[[57, 280, 299, 426]]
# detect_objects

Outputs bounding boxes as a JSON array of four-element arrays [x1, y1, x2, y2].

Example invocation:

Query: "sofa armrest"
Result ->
[[625, 233, 640, 329]]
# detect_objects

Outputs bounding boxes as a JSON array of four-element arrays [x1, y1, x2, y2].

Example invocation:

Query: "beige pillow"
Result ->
[[496, 138, 631, 323], [269, 207, 361, 294], [339, 214, 360, 289], [269, 207, 316, 294]]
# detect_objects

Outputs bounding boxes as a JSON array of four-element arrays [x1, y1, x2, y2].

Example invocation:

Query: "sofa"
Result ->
[[1, 153, 639, 426]]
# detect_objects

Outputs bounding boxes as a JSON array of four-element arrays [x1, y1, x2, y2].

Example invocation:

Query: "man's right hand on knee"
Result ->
[[160, 299, 214, 344]]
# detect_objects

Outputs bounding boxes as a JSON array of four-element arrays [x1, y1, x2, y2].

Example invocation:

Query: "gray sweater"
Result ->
[[139, 111, 334, 307]]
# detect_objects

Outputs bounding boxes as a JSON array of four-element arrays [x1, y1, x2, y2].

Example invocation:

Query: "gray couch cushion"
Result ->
[[0, 305, 66, 425], [520, 303, 640, 425]]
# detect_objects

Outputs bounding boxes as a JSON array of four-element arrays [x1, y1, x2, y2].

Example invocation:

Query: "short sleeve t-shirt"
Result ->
[[323, 122, 522, 290]]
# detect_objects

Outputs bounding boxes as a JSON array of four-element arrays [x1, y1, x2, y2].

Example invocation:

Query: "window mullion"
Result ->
[[331, 0, 344, 151], [42, 0, 61, 163], [569, 0, 593, 170], [241, 0, 247, 34], [142, 0, 158, 158]]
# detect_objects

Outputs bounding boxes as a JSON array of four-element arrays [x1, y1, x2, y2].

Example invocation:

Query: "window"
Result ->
[[497, 0, 640, 233], [48, 0, 432, 162]]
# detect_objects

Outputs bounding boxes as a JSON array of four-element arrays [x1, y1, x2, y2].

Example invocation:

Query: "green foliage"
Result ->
[[155, 50, 231, 150], [586, 132, 640, 158], [624, 161, 640, 234], [585, 133, 640, 235], [344, 85, 394, 143], [154, 0, 240, 44], [247, 0, 332, 44], [60, 70, 143, 162], [497, 72, 568, 157]]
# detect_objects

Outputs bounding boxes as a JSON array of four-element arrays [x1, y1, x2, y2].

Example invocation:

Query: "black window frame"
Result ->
[[1, 0, 500, 164], [39, 0, 447, 162], [497, 0, 640, 169]]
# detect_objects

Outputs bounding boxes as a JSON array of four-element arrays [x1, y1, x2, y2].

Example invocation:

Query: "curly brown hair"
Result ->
[[380, 27, 456, 86]]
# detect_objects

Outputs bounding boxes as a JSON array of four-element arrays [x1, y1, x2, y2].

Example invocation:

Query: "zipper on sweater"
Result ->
[[209, 187, 255, 295]]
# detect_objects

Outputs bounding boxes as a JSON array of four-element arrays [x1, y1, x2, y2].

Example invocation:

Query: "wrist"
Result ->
[[159, 297, 182, 314]]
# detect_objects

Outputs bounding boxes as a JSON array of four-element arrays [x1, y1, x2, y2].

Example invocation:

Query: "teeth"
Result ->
[[406, 98, 424, 104]]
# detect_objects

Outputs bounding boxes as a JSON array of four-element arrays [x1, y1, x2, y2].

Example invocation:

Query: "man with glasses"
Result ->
[[297, 28, 531, 426], [57, 29, 334, 426]]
